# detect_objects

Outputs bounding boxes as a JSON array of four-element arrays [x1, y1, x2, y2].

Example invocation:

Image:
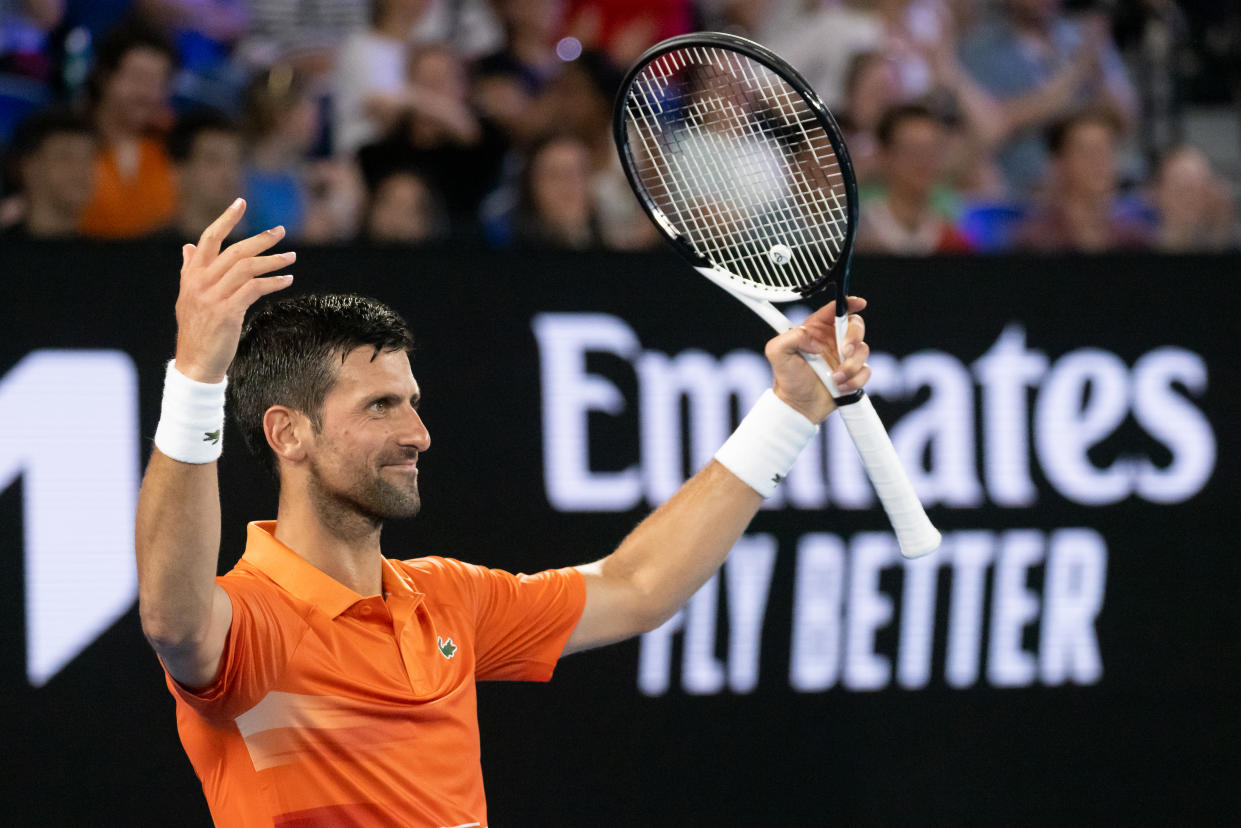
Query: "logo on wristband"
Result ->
[[203, 429, 221, 444]]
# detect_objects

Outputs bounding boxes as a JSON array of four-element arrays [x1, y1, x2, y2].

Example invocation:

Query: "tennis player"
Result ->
[[136, 199, 871, 827]]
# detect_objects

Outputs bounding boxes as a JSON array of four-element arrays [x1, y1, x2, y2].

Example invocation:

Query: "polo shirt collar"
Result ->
[[242, 521, 420, 618]]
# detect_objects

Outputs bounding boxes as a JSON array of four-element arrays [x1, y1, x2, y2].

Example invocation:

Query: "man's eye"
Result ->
[[370, 400, 388, 413]]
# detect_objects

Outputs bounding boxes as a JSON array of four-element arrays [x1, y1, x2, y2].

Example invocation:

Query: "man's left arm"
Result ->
[[564, 298, 870, 654]]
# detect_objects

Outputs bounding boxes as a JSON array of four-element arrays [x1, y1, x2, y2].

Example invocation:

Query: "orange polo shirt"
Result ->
[[165, 521, 586, 827]]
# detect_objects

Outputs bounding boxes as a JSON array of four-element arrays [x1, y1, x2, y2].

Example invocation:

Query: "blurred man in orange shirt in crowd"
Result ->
[[79, 22, 179, 238]]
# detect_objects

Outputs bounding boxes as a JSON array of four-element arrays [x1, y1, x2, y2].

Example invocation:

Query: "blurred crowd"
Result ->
[[0, 0, 1237, 253]]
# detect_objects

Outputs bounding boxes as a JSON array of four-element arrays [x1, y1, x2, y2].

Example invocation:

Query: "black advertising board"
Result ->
[[1, 242, 1237, 824]]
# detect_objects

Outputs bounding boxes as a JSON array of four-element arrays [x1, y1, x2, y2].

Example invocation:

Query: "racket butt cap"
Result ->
[[898, 525, 942, 559]]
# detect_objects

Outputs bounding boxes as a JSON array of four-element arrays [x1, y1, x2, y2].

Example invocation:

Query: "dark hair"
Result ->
[[843, 50, 889, 103], [363, 165, 450, 241], [565, 49, 622, 101], [228, 293, 415, 477], [241, 63, 307, 140], [87, 20, 178, 104], [875, 102, 942, 149], [1045, 107, 1124, 157], [167, 108, 238, 162], [10, 106, 95, 159]]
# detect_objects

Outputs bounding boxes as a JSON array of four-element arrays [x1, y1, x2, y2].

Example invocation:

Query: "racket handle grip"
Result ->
[[836, 394, 941, 559]]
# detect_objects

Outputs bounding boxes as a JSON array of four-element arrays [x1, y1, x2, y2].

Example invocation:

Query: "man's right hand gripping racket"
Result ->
[[614, 32, 940, 558]]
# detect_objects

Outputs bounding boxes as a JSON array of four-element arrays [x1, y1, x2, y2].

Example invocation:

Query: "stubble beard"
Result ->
[[307, 453, 422, 531]]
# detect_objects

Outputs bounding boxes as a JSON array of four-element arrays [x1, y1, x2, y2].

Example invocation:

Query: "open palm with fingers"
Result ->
[[174, 199, 297, 383]]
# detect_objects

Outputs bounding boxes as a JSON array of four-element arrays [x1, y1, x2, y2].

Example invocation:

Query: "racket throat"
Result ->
[[694, 266, 793, 332]]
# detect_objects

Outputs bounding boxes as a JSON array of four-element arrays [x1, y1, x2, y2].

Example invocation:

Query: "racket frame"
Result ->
[[613, 31, 860, 308]]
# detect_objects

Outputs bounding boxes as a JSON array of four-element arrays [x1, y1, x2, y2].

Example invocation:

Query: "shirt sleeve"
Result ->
[[421, 559, 586, 682], [163, 573, 309, 723]]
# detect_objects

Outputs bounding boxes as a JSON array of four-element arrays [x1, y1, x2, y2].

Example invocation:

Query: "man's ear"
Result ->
[[264, 405, 311, 466]]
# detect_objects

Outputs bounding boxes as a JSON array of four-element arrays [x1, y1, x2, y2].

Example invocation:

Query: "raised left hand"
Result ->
[[765, 296, 871, 423]]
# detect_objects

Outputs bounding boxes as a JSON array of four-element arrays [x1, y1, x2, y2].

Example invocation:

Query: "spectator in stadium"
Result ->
[[1148, 144, 1237, 252], [471, 0, 565, 144], [239, 62, 360, 241], [331, 0, 431, 157], [856, 103, 973, 255], [837, 51, 904, 187], [2, 106, 95, 238], [411, 0, 503, 60], [1014, 107, 1151, 252], [695, 0, 804, 43], [778, 5, 1004, 195], [767, 0, 963, 110], [78, 21, 179, 238], [240, 64, 315, 237], [561, 0, 693, 67], [533, 49, 655, 249], [135, 0, 250, 113], [0, 0, 63, 84], [166, 107, 243, 240], [357, 43, 505, 231], [237, 0, 368, 82], [502, 131, 602, 249], [361, 165, 444, 242], [958, 0, 1138, 196]]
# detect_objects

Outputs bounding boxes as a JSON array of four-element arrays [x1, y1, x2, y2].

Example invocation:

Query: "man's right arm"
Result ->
[[135, 199, 294, 689], [136, 449, 234, 688]]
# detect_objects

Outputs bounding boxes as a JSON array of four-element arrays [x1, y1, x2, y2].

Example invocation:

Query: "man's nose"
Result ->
[[398, 405, 431, 451]]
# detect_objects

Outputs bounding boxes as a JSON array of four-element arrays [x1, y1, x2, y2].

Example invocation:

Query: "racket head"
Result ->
[[614, 32, 858, 310]]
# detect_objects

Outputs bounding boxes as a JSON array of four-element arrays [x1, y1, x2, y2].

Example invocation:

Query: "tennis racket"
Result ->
[[613, 32, 940, 558]]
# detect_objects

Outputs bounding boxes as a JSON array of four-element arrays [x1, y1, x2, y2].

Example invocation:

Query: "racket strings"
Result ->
[[724, 48, 849, 261], [625, 45, 850, 292], [636, 52, 805, 287], [631, 61, 794, 288]]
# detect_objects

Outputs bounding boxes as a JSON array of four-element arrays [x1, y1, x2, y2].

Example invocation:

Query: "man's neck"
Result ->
[[95, 105, 137, 147], [1059, 191, 1114, 251], [273, 494, 386, 596], [886, 187, 932, 231]]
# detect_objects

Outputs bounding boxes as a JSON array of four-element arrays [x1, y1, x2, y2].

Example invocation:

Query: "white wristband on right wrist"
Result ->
[[153, 360, 228, 464], [715, 389, 819, 497]]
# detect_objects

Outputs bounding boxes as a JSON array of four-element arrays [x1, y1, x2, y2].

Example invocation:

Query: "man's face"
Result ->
[[22, 132, 97, 214], [530, 139, 591, 225], [409, 49, 466, 102], [1058, 120, 1117, 198], [368, 173, 434, 242], [884, 116, 944, 197], [102, 47, 172, 132], [179, 130, 244, 215], [303, 347, 430, 523]]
